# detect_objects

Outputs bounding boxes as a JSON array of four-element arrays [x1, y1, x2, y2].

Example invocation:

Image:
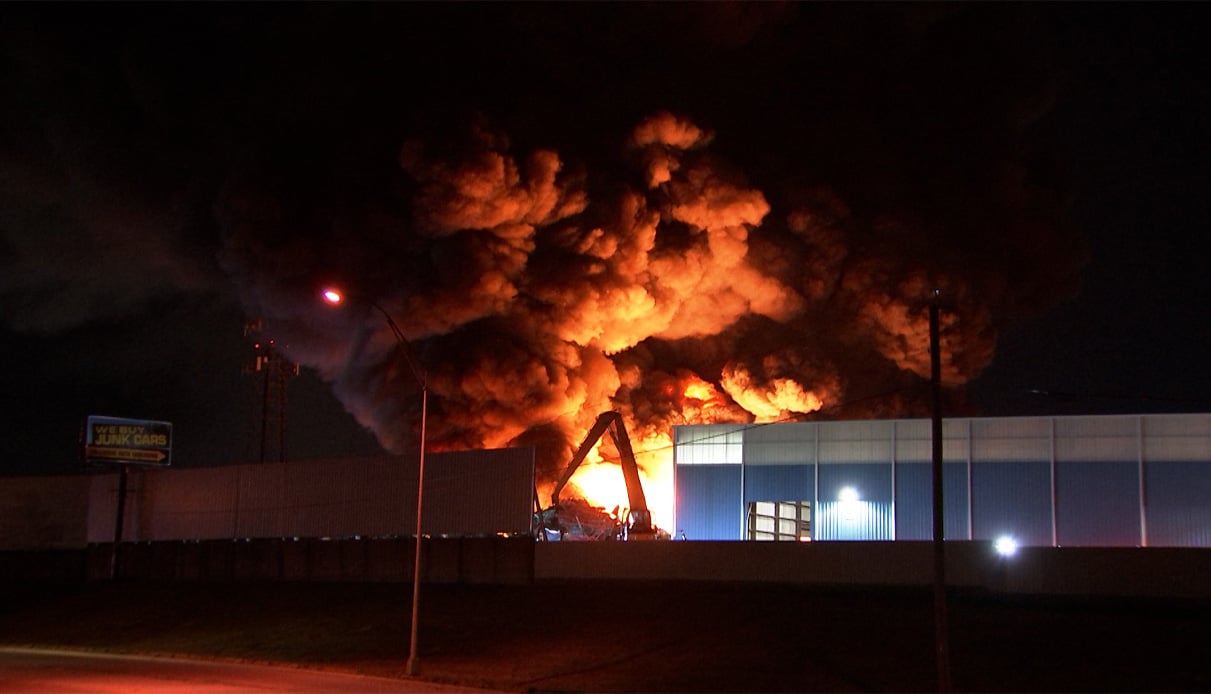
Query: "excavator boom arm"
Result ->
[[549, 411, 649, 517], [550, 412, 616, 507], [606, 415, 648, 512]]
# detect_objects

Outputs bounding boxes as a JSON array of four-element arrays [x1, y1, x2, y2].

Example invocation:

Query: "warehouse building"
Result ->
[[673, 413, 1211, 547]]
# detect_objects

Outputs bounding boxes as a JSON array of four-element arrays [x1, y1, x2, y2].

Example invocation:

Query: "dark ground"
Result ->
[[1, 580, 1209, 692]]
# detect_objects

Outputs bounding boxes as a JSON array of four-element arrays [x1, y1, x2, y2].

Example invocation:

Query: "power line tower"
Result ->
[[243, 319, 299, 464]]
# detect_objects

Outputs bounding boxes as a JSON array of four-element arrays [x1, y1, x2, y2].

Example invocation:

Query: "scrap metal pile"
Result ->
[[536, 497, 625, 541]]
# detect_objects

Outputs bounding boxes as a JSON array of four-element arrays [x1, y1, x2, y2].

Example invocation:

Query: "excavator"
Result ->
[[535, 411, 665, 541]]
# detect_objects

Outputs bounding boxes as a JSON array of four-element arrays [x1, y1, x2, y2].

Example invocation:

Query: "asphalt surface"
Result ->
[[0, 647, 499, 693], [3, 580, 1211, 692]]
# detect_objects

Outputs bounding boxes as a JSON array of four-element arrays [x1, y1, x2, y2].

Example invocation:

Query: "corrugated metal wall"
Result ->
[[93, 448, 536, 542], [0, 447, 534, 549], [674, 465, 742, 540], [675, 413, 1211, 547], [0, 475, 91, 549]]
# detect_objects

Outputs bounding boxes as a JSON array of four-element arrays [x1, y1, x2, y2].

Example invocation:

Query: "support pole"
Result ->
[[320, 288, 429, 676], [930, 291, 952, 692], [406, 383, 428, 677], [110, 464, 129, 580]]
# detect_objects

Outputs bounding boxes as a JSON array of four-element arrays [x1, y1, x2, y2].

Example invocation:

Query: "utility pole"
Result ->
[[110, 464, 129, 580], [243, 320, 298, 464], [930, 289, 953, 692]]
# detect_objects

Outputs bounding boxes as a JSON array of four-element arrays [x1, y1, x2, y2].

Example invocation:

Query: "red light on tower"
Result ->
[[321, 288, 343, 305]]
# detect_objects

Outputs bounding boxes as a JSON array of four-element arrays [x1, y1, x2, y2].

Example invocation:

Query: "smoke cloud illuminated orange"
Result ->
[[218, 110, 1003, 529]]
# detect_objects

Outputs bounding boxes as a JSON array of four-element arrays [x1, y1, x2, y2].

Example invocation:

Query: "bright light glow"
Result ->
[[995, 535, 1019, 557], [321, 288, 343, 305], [683, 381, 714, 401], [549, 433, 675, 532], [836, 486, 862, 522]]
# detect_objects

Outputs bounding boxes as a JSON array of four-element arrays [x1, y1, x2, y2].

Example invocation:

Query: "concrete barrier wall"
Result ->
[[0, 550, 86, 583], [6, 540, 1210, 599], [68, 536, 535, 584], [535, 541, 1211, 599], [536, 541, 991, 586]]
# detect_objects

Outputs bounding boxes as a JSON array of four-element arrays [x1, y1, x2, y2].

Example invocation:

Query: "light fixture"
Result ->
[[994, 535, 1018, 557]]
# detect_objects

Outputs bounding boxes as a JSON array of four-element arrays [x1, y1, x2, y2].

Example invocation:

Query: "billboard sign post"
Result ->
[[83, 415, 172, 580]]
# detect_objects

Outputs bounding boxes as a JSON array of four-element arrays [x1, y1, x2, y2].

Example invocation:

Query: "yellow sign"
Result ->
[[84, 416, 173, 466]]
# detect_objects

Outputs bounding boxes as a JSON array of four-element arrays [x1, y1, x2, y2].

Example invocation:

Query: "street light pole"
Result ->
[[321, 288, 427, 676], [407, 379, 427, 676]]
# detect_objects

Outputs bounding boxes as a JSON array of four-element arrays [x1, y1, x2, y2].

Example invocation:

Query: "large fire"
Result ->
[[543, 376, 824, 534], [218, 110, 1028, 531]]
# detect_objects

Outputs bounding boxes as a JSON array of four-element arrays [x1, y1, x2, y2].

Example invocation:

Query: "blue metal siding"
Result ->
[[676, 465, 743, 540], [1056, 461, 1140, 546], [817, 463, 893, 540], [894, 462, 970, 540], [972, 461, 1053, 545], [818, 463, 892, 503], [1146, 460, 1211, 547], [743, 465, 814, 504], [895, 463, 930, 540], [674, 415, 1211, 548]]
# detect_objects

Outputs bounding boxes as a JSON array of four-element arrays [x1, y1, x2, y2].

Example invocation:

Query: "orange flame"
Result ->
[[563, 433, 674, 532], [548, 371, 821, 535], [683, 381, 714, 401]]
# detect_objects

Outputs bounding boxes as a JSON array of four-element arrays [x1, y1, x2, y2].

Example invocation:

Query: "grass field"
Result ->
[[2, 580, 1210, 692]]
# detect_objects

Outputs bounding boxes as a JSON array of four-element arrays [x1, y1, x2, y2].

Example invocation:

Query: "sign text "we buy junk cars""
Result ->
[[83, 415, 173, 466]]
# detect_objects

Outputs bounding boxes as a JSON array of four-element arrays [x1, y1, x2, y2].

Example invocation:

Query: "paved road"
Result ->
[[0, 647, 498, 693]]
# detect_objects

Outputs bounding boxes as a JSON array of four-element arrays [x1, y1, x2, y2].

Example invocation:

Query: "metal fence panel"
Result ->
[[133, 466, 240, 541], [0, 475, 91, 549], [73, 448, 534, 543], [424, 447, 535, 537]]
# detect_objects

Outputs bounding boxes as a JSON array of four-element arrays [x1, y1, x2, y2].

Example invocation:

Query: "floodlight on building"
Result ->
[[837, 486, 860, 522], [994, 535, 1019, 557]]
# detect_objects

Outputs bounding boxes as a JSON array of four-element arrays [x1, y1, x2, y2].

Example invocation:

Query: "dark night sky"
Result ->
[[2, 3, 1209, 477]]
